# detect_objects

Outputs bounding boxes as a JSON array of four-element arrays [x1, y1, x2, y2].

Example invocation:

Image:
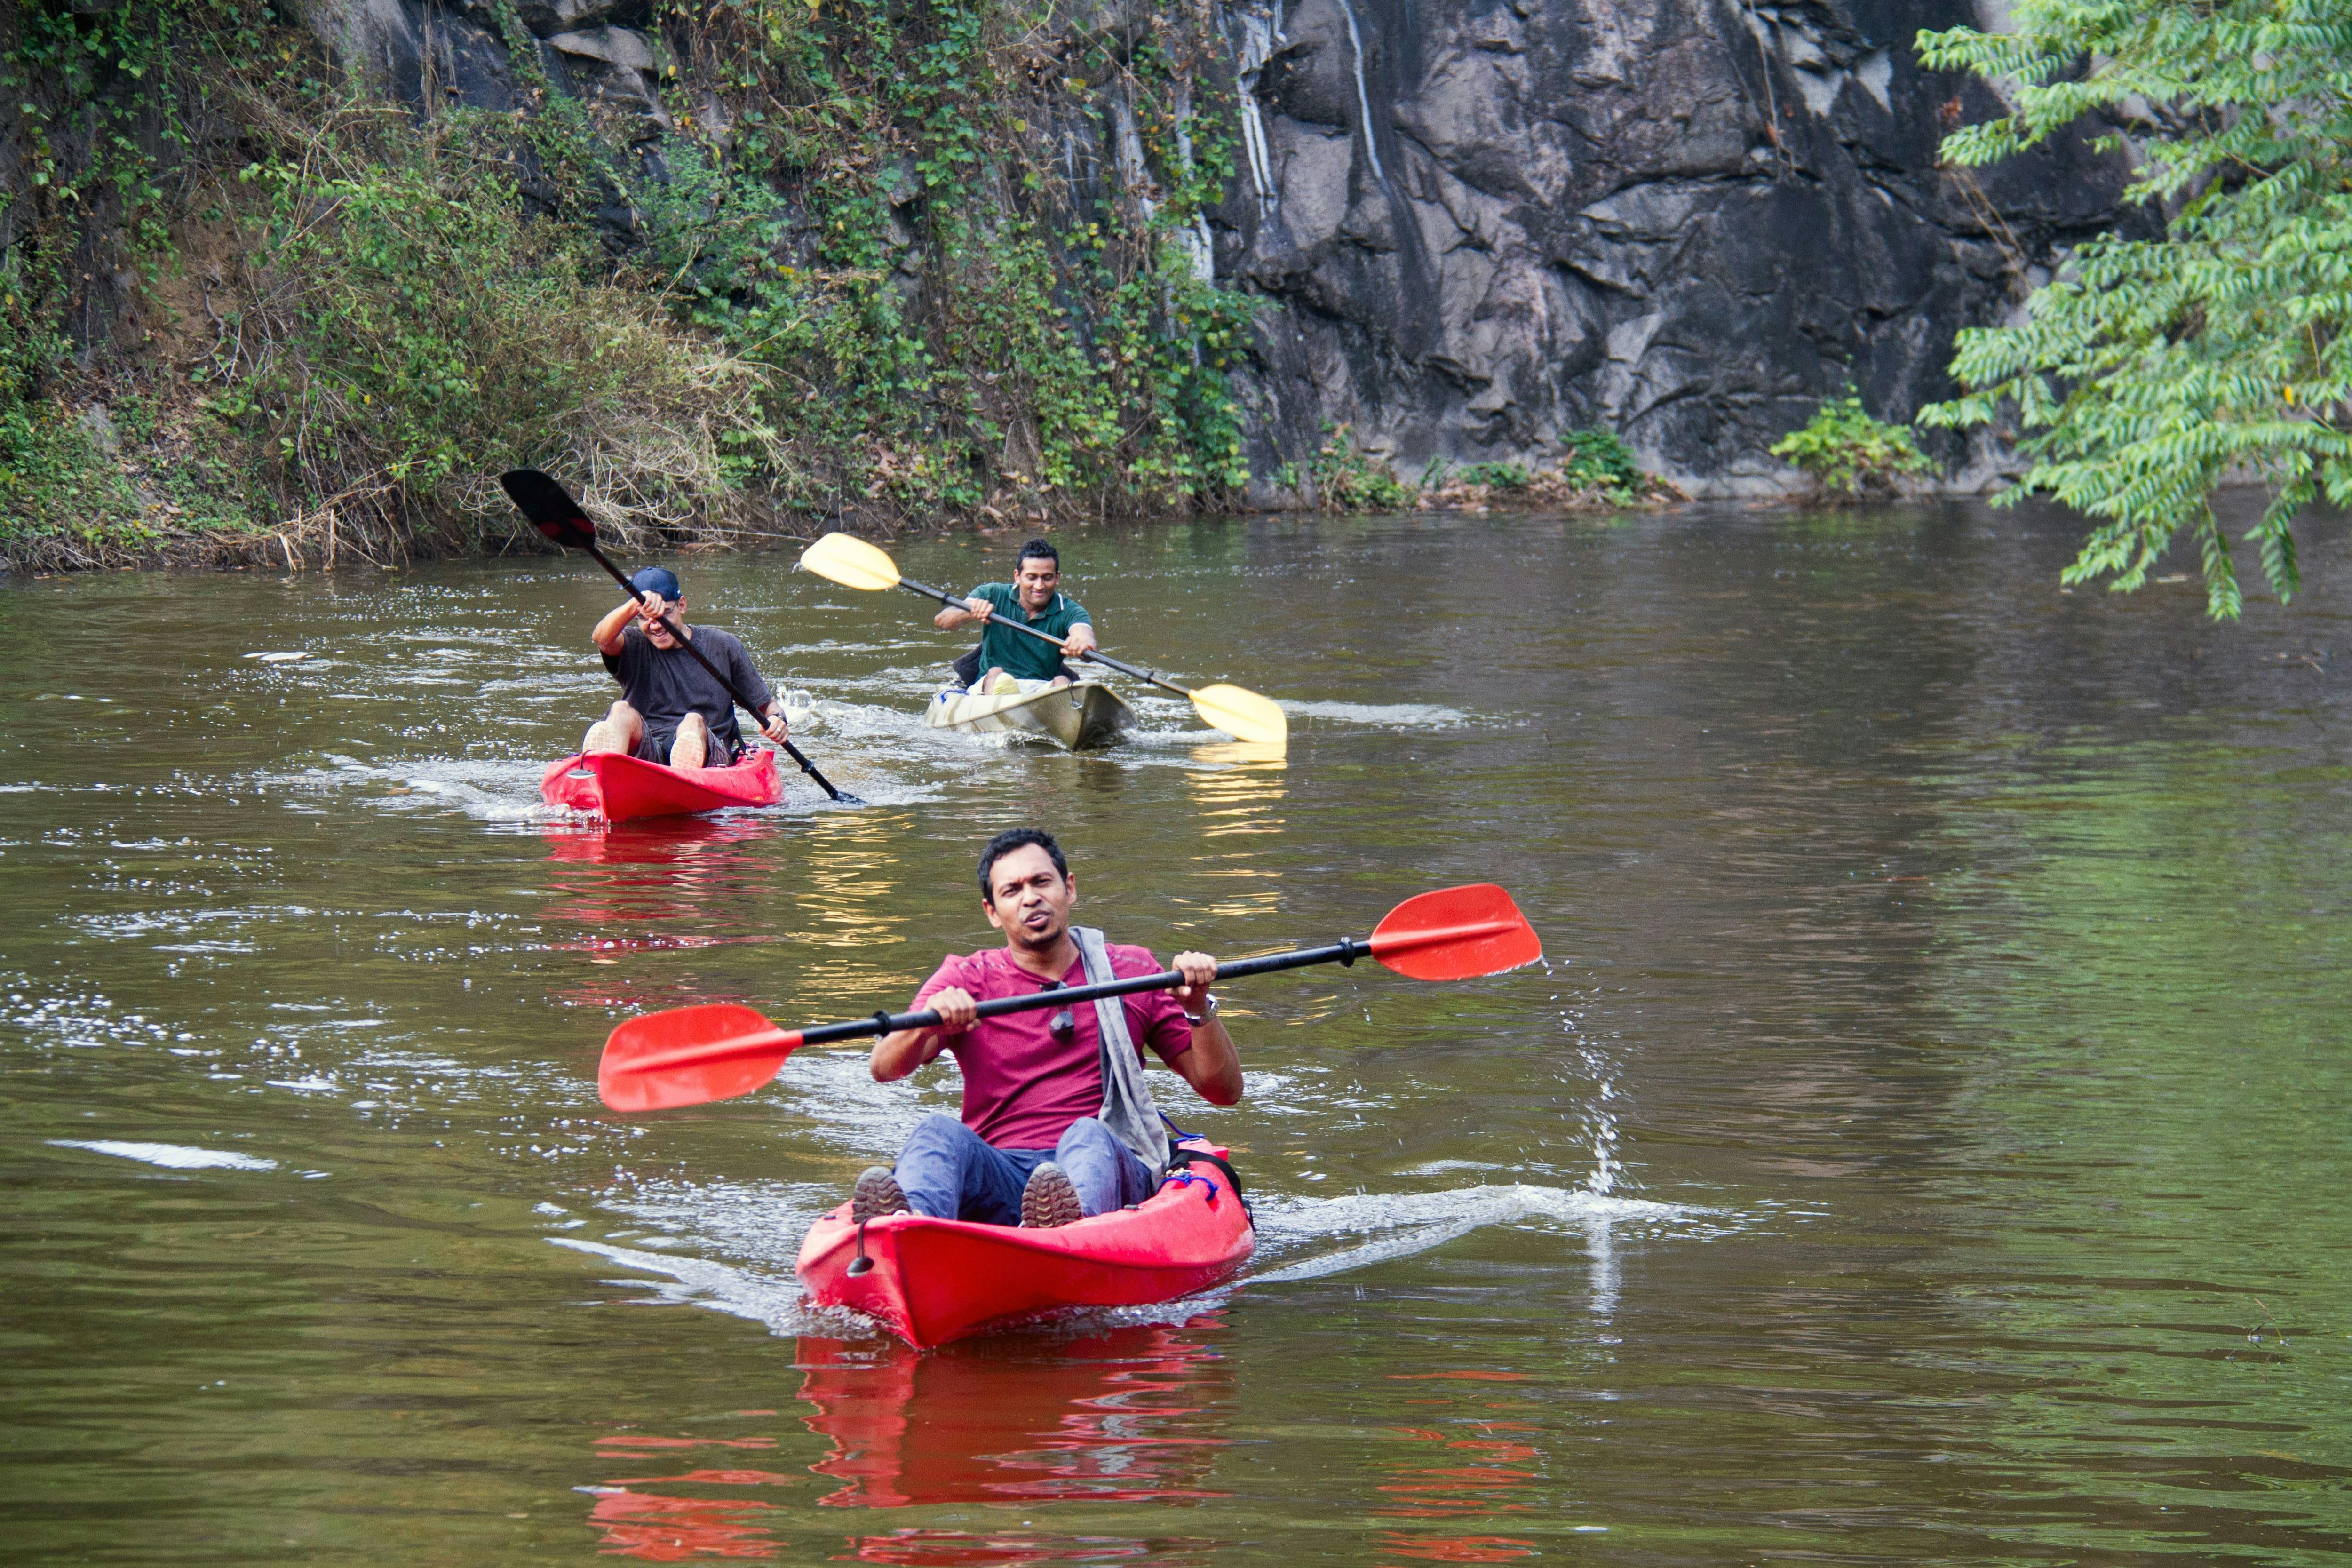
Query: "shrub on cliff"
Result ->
[[3, 0, 1269, 565], [1301, 424, 1417, 513], [220, 103, 777, 553], [1918, 0, 2352, 618], [0, 256, 151, 565], [1418, 430, 1674, 510], [1771, 393, 1937, 502]]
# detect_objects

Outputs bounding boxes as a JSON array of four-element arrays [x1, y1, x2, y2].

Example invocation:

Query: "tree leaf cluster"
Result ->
[[1916, 0, 2352, 618], [1772, 392, 1937, 502]]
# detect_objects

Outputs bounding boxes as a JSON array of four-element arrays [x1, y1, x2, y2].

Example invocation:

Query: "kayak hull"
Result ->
[[924, 681, 1136, 750], [539, 749, 782, 821], [797, 1145, 1252, 1347]]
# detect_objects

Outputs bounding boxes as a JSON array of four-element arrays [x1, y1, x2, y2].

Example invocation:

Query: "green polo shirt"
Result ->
[[970, 581, 1091, 682]]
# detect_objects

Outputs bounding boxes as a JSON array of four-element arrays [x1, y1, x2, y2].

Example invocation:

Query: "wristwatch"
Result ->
[[1183, 993, 1220, 1027]]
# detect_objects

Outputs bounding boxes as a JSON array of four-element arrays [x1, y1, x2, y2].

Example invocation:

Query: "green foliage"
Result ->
[[0, 0, 273, 564], [1915, 0, 2352, 618], [1414, 428, 1668, 510], [1, 0, 1271, 565], [222, 111, 772, 533], [1772, 392, 1938, 502], [1308, 423, 1418, 513], [630, 0, 1263, 517], [0, 412, 152, 566], [1556, 428, 1648, 500], [1452, 461, 1532, 491]]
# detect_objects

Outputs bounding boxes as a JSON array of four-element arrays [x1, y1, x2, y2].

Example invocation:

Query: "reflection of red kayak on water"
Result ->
[[797, 1146, 1252, 1348], [795, 1320, 1231, 1508], [540, 749, 781, 821]]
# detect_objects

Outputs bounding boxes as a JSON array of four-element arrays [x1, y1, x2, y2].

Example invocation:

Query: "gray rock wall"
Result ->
[[1209, 0, 2137, 496], [262, 0, 2142, 499]]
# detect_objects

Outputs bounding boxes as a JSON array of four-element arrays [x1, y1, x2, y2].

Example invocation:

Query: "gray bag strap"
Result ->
[[1073, 925, 1168, 1183]]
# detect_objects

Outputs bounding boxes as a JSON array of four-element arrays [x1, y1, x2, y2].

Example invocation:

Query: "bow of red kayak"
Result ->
[[540, 749, 783, 821], [797, 1146, 1253, 1347]]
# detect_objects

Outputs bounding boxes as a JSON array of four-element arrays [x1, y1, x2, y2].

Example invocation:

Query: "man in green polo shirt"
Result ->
[[936, 538, 1100, 692]]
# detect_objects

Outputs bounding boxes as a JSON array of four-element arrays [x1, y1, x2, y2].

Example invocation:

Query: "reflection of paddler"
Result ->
[[795, 1322, 1231, 1508], [932, 538, 1098, 693], [583, 565, 791, 770], [847, 828, 1243, 1229]]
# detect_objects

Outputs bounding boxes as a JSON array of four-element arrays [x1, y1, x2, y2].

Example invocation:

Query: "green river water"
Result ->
[[2, 500, 2346, 1564]]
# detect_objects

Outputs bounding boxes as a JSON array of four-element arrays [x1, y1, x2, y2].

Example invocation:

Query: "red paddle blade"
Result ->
[[598, 1003, 803, 1113], [1367, 884, 1542, 980], [498, 468, 597, 550]]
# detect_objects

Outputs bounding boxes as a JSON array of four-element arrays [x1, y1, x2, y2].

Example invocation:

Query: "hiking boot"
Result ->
[[1020, 1162, 1084, 1229], [851, 1166, 908, 1223]]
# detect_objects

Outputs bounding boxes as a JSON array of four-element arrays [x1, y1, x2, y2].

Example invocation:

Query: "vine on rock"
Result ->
[[1, 0, 1266, 569]]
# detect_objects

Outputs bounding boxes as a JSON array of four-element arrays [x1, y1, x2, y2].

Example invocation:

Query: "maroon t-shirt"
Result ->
[[912, 944, 1194, 1150]]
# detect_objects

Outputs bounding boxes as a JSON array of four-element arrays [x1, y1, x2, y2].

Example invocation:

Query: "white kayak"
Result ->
[[924, 678, 1137, 750]]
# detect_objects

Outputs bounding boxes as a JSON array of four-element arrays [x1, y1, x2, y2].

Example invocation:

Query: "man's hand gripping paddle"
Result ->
[[498, 469, 862, 805], [595, 883, 1540, 1112], [798, 531, 1288, 749]]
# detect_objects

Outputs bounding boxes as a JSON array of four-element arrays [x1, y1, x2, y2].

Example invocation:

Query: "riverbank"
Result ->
[[0, 390, 1691, 577]]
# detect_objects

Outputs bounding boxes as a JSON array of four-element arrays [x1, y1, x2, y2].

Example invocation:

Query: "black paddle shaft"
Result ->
[[894, 575, 1200, 698], [498, 470, 856, 803], [791, 937, 1367, 1047]]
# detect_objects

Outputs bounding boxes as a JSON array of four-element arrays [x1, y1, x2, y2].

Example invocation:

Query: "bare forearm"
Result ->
[[1179, 1021, 1243, 1105], [593, 601, 637, 653], [870, 1027, 946, 1081], [935, 605, 977, 630]]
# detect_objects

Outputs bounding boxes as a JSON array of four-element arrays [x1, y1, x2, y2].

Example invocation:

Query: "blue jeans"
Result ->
[[893, 1113, 1152, 1225]]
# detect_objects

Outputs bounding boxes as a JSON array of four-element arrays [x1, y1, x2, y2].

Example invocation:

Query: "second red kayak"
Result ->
[[540, 749, 782, 821], [797, 1145, 1253, 1347]]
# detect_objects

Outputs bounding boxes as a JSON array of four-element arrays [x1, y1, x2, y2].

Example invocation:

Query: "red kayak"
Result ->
[[797, 1145, 1253, 1347], [539, 749, 782, 821]]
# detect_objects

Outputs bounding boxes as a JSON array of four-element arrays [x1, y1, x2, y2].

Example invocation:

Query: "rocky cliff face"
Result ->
[[315, 0, 2134, 499], [1206, 0, 2135, 496], [13, 0, 2131, 513]]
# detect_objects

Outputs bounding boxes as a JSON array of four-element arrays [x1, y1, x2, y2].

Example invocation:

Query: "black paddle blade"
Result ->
[[498, 469, 596, 549]]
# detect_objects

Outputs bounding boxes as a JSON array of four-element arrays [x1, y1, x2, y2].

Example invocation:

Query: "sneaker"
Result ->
[[850, 1166, 908, 1223], [1020, 1162, 1084, 1229], [583, 721, 626, 755], [669, 724, 707, 770]]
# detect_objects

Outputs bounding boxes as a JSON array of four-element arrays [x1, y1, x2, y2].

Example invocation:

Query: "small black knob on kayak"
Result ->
[[846, 1255, 874, 1277]]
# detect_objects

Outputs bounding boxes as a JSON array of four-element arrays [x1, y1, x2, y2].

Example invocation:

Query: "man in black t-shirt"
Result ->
[[583, 566, 790, 769]]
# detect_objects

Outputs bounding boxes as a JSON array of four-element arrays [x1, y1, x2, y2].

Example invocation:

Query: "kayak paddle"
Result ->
[[498, 469, 861, 805], [596, 883, 1540, 1111], [798, 532, 1288, 748]]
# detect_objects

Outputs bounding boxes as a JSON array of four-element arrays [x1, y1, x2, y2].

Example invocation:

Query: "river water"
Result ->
[[3, 499, 2346, 1564]]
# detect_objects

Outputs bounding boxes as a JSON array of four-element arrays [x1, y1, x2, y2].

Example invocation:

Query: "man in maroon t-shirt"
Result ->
[[849, 828, 1244, 1228]]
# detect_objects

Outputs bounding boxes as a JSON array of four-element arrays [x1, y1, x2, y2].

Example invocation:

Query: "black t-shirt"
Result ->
[[601, 623, 773, 762]]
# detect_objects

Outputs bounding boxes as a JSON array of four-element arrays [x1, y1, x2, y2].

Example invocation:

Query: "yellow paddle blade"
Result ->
[[799, 532, 902, 592], [1190, 683, 1288, 748]]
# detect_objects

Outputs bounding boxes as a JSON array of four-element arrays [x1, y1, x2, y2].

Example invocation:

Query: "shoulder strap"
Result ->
[[1072, 926, 1168, 1183]]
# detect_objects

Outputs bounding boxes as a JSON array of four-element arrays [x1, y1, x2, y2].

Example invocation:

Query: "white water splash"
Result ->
[[50, 1139, 277, 1172], [1247, 1182, 1700, 1283], [1279, 699, 1478, 730], [1580, 1045, 1622, 1197], [552, 1236, 861, 1337]]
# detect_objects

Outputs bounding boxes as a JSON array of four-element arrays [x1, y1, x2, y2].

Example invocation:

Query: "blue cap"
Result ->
[[628, 566, 682, 600]]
